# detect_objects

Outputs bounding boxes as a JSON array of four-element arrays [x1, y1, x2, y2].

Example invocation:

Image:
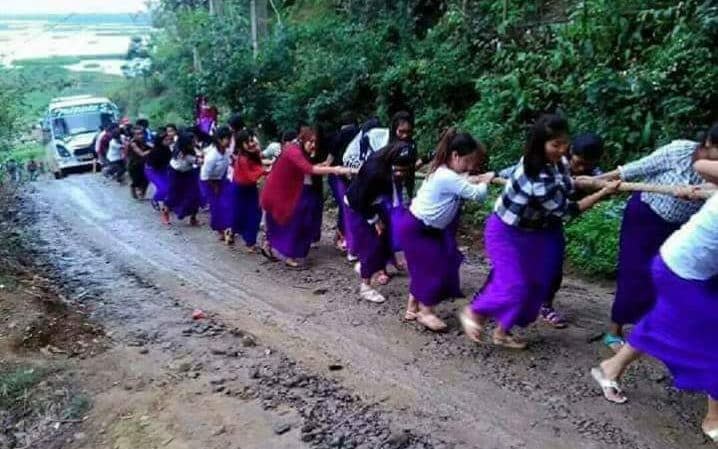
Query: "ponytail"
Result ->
[[430, 128, 485, 173]]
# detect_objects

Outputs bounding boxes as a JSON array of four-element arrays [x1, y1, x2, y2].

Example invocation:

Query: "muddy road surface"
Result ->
[[19, 173, 709, 449]]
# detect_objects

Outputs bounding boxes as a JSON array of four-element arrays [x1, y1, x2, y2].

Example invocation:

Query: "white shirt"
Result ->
[[661, 193, 718, 280], [106, 139, 123, 162], [342, 128, 390, 169], [200, 145, 231, 181], [262, 142, 282, 160], [410, 165, 488, 229], [170, 154, 197, 172]]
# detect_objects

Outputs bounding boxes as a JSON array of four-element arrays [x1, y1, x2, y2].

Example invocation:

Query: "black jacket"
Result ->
[[345, 155, 393, 223]]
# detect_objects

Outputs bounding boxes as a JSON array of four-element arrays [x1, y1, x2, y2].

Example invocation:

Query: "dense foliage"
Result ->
[[131, 0, 718, 276], [0, 70, 23, 142]]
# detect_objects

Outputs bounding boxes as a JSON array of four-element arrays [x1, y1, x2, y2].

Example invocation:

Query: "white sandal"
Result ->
[[360, 284, 385, 303], [590, 367, 628, 404], [459, 309, 484, 343], [704, 428, 718, 442]]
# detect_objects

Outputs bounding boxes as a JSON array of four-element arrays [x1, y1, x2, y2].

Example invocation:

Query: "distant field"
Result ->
[[13, 54, 127, 67], [95, 31, 142, 37], [0, 13, 151, 26]]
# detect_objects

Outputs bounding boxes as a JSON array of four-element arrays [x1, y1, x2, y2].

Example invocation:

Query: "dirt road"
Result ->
[[18, 173, 708, 449]]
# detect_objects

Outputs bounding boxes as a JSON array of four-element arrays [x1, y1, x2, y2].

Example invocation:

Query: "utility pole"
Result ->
[[250, 0, 267, 59], [251, 0, 258, 59], [209, 0, 222, 16]]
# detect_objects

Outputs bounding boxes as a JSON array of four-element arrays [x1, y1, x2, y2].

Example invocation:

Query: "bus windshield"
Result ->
[[50, 103, 117, 139]]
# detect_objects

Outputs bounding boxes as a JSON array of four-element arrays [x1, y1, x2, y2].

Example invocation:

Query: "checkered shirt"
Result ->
[[619, 140, 703, 224], [495, 157, 579, 229]]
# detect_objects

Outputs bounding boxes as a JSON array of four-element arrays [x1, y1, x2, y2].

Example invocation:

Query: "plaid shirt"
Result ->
[[495, 157, 579, 229], [619, 140, 703, 224]]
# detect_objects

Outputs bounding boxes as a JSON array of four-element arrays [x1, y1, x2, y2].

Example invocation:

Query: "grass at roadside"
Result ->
[[6, 142, 45, 163], [0, 365, 48, 410]]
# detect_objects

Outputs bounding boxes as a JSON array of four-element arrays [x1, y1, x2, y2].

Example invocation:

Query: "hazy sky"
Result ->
[[0, 0, 148, 14]]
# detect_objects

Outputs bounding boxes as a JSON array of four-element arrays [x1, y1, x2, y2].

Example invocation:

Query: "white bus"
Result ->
[[42, 95, 119, 179]]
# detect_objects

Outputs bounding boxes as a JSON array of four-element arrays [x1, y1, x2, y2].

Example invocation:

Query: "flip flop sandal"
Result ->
[[492, 334, 527, 350], [285, 260, 306, 270], [704, 428, 718, 442], [360, 287, 386, 304], [590, 367, 628, 404], [602, 333, 626, 353], [459, 310, 484, 344], [416, 313, 448, 332], [260, 246, 278, 262], [403, 310, 418, 321], [540, 306, 568, 329]]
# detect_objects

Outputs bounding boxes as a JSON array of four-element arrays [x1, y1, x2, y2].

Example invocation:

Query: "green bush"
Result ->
[[565, 198, 624, 278]]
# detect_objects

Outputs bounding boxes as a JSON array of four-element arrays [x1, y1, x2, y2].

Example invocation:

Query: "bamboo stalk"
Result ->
[[574, 178, 716, 199], [418, 172, 715, 199]]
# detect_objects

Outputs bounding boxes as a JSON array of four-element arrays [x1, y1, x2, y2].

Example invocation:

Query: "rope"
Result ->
[[414, 171, 716, 199]]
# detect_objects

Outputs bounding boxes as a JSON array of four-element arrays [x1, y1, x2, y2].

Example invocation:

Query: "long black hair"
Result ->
[[236, 128, 261, 163], [371, 140, 416, 173], [175, 132, 196, 157], [388, 111, 414, 144], [693, 123, 718, 161], [213, 126, 233, 150], [523, 114, 569, 178], [430, 127, 486, 173]]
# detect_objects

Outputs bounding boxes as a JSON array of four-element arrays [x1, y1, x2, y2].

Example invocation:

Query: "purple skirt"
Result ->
[[397, 209, 463, 306], [328, 175, 348, 235], [379, 192, 405, 252], [202, 179, 235, 232], [344, 202, 394, 279], [471, 214, 564, 331], [629, 257, 718, 399], [612, 193, 681, 325], [144, 164, 170, 202], [309, 188, 324, 244], [266, 186, 316, 259], [165, 168, 202, 220], [198, 177, 209, 208], [231, 183, 261, 247]]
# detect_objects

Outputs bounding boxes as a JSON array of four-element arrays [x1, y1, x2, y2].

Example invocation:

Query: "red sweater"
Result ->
[[233, 154, 265, 186], [260, 143, 313, 225]]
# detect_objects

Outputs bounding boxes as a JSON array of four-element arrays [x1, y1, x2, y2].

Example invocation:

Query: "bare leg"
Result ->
[[459, 306, 486, 343], [702, 397, 718, 437], [600, 343, 642, 381], [404, 294, 419, 320]]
